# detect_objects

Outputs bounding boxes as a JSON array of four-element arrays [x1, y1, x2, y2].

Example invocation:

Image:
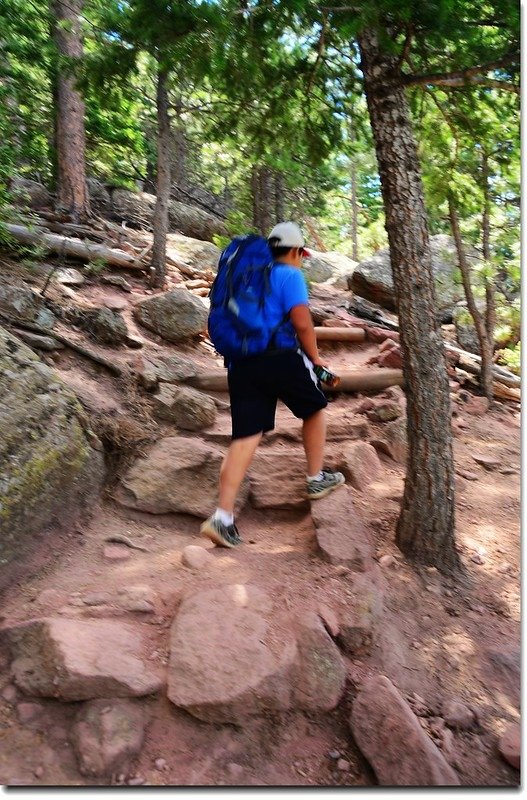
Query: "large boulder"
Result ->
[[115, 436, 247, 518], [452, 303, 481, 354], [167, 585, 345, 724], [350, 674, 460, 785], [0, 285, 55, 328], [4, 618, 162, 701], [87, 178, 112, 216], [304, 250, 358, 288], [152, 385, 216, 430], [132, 289, 208, 343], [0, 326, 104, 591], [350, 235, 472, 317], [9, 177, 52, 209], [166, 233, 221, 276], [110, 188, 227, 241]]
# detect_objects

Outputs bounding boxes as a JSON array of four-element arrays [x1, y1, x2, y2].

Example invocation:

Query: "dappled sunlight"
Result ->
[[226, 583, 249, 607]]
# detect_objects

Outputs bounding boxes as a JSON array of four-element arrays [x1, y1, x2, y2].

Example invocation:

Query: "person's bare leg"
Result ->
[[302, 409, 326, 476], [218, 432, 262, 513]]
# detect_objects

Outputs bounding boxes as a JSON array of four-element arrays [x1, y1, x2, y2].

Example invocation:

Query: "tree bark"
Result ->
[[274, 170, 285, 223], [350, 157, 359, 261], [150, 66, 171, 289], [481, 152, 496, 352], [50, 0, 90, 221], [448, 196, 494, 402], [358, 27, 460, 575]]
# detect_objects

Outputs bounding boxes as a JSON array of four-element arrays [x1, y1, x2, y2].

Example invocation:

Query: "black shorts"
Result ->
[[228, 349, 328, 439]]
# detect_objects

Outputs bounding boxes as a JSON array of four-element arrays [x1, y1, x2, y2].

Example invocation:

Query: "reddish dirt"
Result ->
[[0, 269, 520, 788]]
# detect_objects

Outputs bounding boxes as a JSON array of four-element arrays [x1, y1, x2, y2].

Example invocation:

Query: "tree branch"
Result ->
[[402, 57, 519, 92]]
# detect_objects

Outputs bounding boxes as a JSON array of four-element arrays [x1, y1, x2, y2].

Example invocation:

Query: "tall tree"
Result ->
[[51, 0, 90, 220]]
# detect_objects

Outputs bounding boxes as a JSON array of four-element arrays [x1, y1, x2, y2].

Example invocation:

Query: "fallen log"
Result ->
[[314, 326, 366, 342], [5, 223, 144, 271], [443, 342, 520, 388], [185, 368, 404, 394], [492, 382, 521, 403]]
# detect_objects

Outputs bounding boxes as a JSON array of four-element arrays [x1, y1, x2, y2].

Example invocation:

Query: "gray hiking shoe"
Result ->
[[200, 516, 242, 548], [307, 470, 345, 500]]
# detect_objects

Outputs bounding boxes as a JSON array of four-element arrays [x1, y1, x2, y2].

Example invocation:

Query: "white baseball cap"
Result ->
[[267, 222, 311, 256]]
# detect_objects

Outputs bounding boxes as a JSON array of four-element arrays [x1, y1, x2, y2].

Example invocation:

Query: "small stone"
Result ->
[[472, 454, 501, 471], [227, 763, 244, 779], [442, 700, 476, 730], [337, 758, 350, 771], [34, 766, 44, 778], [470, 553, 485, 565], [334, 565, 350, 576], [379, 554, 396, 568], [1, 684, 17, 704], [456, 470, 479, 481], [17, 702, 43, 724], [328, 750, 341, 760], [181, 545, 213, 570], [127, 775, 145, 786], [104, 544, 131, 561], [498, 563, 512, 574], [123, 600, 155, 613], [82, 592, 112, 606], [499, 723, 520, 770], [499, 467, 517, 475], [154, 758, 167, 771]]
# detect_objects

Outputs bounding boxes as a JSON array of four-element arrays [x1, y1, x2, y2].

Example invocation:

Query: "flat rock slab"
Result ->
[[249, 450, 308, 510], [167, 585, 296, 723], [340, 441, 382, 491], [338, 570, 384, 656], [167, 585, 345, 724], [72, 698, 148, 777], [116, 436, 248, 519], [498, 723, 520, 770], [311, 486, 374, 570], [350, 674, 460, 786], [4, 618, 162, 701]]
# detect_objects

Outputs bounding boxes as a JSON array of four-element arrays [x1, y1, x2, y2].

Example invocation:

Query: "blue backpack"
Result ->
[[208, 234, 289, 360]]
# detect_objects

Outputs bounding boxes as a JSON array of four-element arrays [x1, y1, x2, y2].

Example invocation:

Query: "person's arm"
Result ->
[[289, 304, 323, 366]]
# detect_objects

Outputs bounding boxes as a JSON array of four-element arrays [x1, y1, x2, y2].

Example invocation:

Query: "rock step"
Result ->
[[311, 485, 374, 570]]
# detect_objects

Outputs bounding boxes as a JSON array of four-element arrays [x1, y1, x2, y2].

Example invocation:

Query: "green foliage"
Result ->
[[496, 341, 520, 375]]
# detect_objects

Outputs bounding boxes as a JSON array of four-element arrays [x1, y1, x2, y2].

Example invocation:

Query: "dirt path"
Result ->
[[0, 271, 520, 788]]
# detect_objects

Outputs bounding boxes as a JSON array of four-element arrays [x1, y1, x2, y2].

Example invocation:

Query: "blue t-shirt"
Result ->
[[266, 263, 309, 350]]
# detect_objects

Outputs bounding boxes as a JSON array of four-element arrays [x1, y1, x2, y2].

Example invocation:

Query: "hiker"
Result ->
[[201, 221, 345, 548]]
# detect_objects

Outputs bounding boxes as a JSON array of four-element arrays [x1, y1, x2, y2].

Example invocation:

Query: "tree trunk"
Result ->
[[171, 94, 187, 192], [481, 152, 496, 353], [358, 27, 460, 575], [50, 0, 90, 221], [448, 196, 494, 403], [259, 167, 274, 234], [350, 157, 359, 261], [150, 66, 171, 289], [274, 170, 285, 223]]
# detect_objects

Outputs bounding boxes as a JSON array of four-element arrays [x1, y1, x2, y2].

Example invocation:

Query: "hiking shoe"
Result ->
[[200, 516, 241, 548], [307, 470, 345, 500]]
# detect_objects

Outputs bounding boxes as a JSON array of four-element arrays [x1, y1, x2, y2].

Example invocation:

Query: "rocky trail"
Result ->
[[0, 232, 520, 788]]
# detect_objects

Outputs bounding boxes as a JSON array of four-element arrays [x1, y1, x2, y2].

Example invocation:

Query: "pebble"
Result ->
[[103, 545, 131, 561], [379, 554, 396, 568], [328, 750, 341, 760], [127, 775, 146, 786], [1, 684, 17, 704], [470, 553, 485, 565], [498, 563, 512, 574], [333, 565, 350, 576], [154, 758, 167, 771], [17, 702, 43, 724], [82, 592, 112, 606], [227, 763, 244, 779], [442, 700, 476, 730], [34, 766, 44, 779], [337, 759, 350, 771]]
